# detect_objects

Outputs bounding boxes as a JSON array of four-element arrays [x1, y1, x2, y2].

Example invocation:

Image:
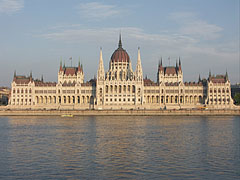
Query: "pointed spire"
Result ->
[[178, 57, 182, 71], [63, 61, 65, 68], [198, 74, 201, 82], [118, 33, 122, 48], [160, 57, 162, 66], [60, 60, 63, 71], [30, 71, 32, 78], [176, 59, 178, 68], [97, 47, 105, 80], [135, 47, 143, 81], [209, 69, 211, 78], [78, 57, 81, 72], [225, 69, 228, 80], [14, 70, 16, 77], [41, 75, 44, 82]]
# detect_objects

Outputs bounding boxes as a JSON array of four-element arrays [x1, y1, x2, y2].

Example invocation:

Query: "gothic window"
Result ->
[[114, 85, 117, 93], [123, 85, 126, 92], [128, 85, 130, 92], [226, 89, 229, 93], [110, 85, 113, 93], [132, 85, 135, 93], [25, 89, 28, 93], [29, 89, 31, 93], [106, 86, 108, 93], [222, 89, 225, 93], [218, 89, 221, 93], [13, 89, 15, 93], [119, 85, 122, 93], [21, 89, 23, 93]]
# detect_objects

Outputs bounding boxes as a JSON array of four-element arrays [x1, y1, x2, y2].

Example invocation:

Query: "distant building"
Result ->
[[231, 84, 240, 99], [8, 36, 235, 109], [0, 87, 10, 105]]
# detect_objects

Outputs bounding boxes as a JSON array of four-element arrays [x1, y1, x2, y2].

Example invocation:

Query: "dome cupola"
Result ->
[[110, 34, 130, 63]]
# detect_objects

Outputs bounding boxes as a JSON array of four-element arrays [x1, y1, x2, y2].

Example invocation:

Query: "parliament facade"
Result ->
[[9, 36, 234, 110]]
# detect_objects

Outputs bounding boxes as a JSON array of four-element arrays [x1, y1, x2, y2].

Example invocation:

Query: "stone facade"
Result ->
[[8, 36, 234, 109]]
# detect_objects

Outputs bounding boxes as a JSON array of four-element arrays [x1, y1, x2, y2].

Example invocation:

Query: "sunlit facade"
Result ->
[[9, 36, 234, 109]]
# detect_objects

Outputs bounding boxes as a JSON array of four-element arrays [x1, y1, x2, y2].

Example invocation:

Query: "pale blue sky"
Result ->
[[0, 0, 239, 86]]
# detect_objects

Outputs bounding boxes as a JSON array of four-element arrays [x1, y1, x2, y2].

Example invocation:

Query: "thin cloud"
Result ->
[[169, 12, 222, 40], [77, 2, 121, 20], [0, 0, 24, 14]]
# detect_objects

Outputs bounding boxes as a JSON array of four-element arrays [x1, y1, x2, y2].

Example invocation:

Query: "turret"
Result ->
[[59, 60, 63, 71], [178, 57, 182, 71], [225, 70, 229, 81], [97, 47, 105, 81], [198, 74, 201, 82], [135, 47, 143, 81]]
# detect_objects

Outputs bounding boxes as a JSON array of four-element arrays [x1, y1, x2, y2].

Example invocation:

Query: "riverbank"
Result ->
[[0, 109, 239, 116]]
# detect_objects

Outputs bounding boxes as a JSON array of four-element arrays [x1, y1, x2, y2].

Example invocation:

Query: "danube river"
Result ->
[[0, 116, 239, 179]]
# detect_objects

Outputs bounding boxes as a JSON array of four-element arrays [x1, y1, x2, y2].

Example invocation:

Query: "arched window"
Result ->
[[106, 85, 108, 93], [132, 85, 135, 93]]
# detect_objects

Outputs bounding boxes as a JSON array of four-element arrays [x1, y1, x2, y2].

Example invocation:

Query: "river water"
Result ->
[[0, 116, 239, 180]]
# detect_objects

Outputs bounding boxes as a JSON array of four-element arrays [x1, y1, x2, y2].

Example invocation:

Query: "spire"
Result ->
[[78, 57, 81, 72], [160, 57, 162, 66], [60, 60, 63, 71], [118, 33, 122, 48], [14, 70, 16, 77], [225, 69, 228, 80], [97, 47, 105, 81], [63, 61, 65, 68], [178, 57, 182, 71], [176, 59, 178, 68], [209, 69, 211, 78], [41, 75, 44, 82], [135, 47, 143, 81], [198, 74, 201, 82], [30, 71, 32, 78]]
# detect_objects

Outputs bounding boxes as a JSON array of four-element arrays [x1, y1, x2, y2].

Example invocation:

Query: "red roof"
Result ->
[[60, 67, 82, 76], [164, 67, 177, 75], [210, 75, 226, 83], [144, 78, 157, 86], [111, 47, 130, 63], [35, 81, 57, 87], [13, 76, 31, 84]]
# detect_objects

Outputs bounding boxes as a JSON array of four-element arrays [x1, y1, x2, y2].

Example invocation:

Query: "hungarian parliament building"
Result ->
[[9, 36, 234, 110]]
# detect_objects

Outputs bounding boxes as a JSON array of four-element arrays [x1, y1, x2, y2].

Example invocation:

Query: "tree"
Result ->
[[234, 93, 240, 105]]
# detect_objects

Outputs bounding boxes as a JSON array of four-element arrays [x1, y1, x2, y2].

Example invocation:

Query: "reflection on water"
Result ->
[[0, 116, 239, 179]]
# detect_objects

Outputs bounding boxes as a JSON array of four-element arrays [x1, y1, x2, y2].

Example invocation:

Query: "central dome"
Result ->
[[110, 35, 130, 63]]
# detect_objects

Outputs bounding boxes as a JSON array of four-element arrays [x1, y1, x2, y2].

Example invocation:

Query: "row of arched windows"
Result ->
[[105, 85, 136, 93], [209, 88, 229, 93], [13, 88, 32, 94]]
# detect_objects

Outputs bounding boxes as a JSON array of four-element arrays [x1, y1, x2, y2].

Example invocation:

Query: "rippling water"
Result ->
[[0, 116, 239, 179]]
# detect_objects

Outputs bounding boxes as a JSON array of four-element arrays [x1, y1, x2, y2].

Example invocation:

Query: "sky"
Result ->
[[0, 0, 239, 86]]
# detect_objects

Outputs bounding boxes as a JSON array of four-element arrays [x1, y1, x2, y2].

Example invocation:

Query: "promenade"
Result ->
[[0, 108, 239, 116]]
